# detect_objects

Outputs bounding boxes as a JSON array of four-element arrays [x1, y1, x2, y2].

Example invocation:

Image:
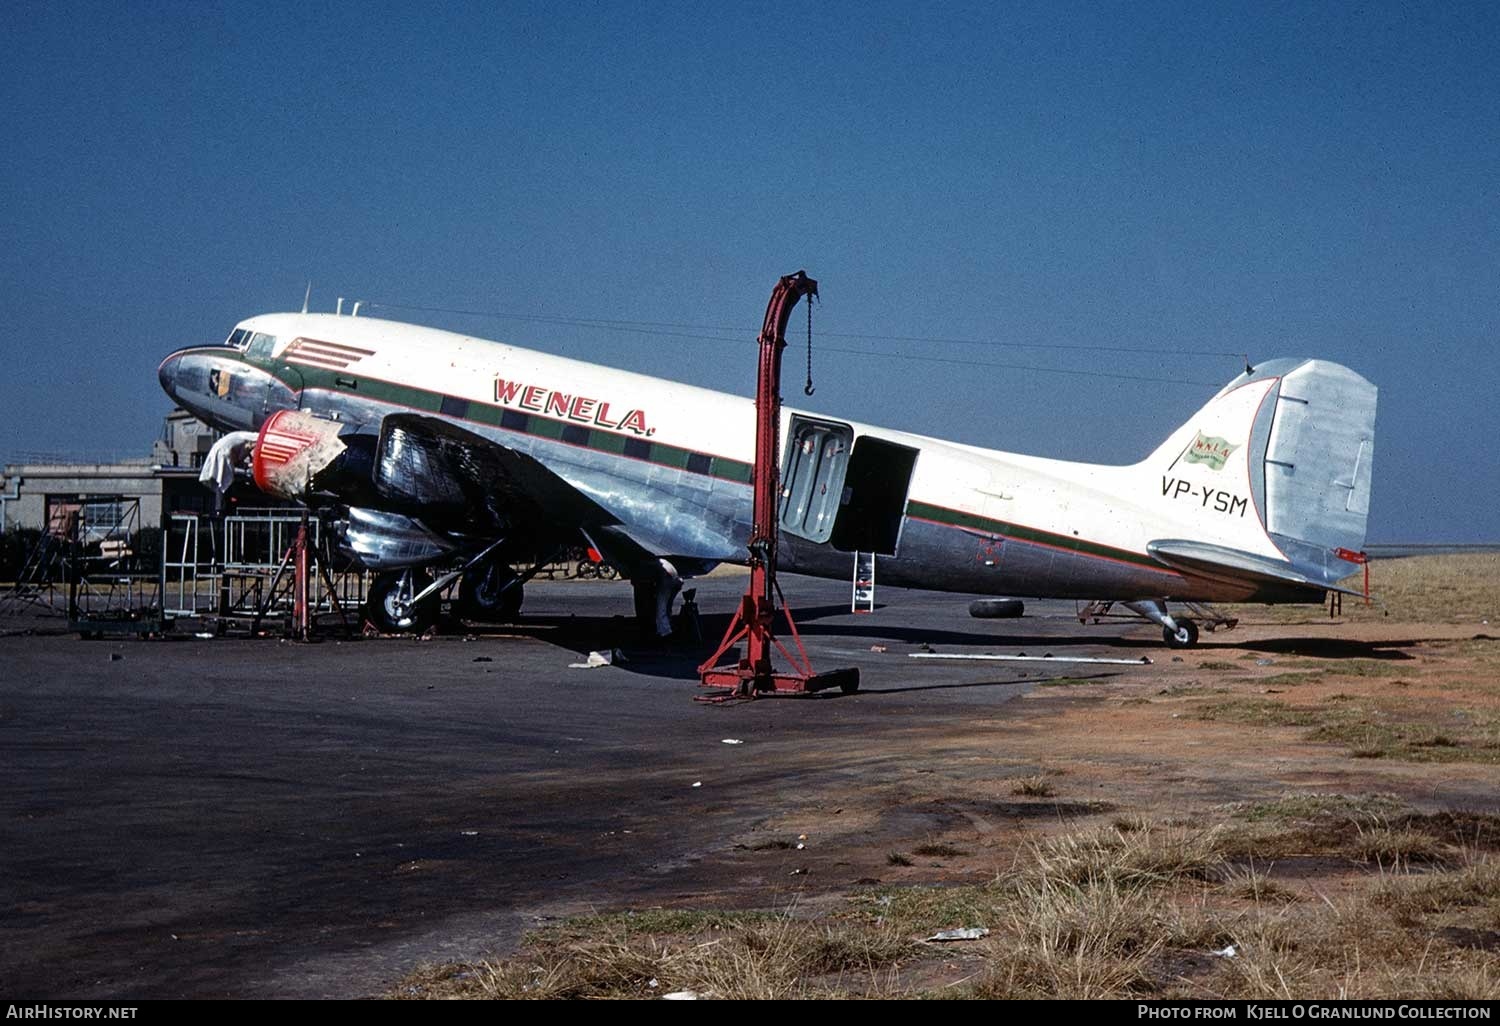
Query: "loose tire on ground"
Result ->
[[968, 598, 1025, 619]]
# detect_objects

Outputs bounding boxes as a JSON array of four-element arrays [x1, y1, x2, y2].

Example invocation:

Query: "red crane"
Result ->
[[698, 271, 859, 699]]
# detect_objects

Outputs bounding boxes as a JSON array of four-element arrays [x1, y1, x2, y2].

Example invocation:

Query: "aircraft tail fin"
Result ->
[[1139, 358, 1377, 588]]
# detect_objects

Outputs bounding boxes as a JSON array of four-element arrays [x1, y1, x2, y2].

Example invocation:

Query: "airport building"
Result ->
[[0, 409, 221, 533]]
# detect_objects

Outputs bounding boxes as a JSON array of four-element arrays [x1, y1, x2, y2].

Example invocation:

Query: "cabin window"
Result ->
[[245, 333, 277, 361], [225, 328, 249, 349]]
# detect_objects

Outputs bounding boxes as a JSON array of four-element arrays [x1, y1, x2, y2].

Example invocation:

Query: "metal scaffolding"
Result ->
[[163, 509, 370, 634]]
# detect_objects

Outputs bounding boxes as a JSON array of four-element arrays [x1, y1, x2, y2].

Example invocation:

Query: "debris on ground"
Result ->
[[927, 927, 989, 942], [569, 648, 626, 669]]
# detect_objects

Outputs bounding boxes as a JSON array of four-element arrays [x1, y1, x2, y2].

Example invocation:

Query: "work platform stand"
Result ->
[[697, 271, 858, 700], [253, 512, 350, 640]]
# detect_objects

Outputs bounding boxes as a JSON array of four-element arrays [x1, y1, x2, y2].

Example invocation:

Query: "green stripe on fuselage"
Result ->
[[258, 354, 756, 484], [216, 349, 1156, 572], [904, 500, 1162, 571]]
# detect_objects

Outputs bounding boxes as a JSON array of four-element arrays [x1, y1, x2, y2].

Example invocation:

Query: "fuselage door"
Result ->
[[779, 416, 854, 543]]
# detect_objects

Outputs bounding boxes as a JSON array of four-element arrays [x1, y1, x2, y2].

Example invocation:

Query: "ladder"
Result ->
[[851, 550, 876, 614]]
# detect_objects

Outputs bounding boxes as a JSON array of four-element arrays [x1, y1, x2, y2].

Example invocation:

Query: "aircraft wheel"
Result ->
[[969, 598, 1025, 619], [367, 570, 439, 634], [459, 563, 523, 622], [1163, 618, 1200, 649]]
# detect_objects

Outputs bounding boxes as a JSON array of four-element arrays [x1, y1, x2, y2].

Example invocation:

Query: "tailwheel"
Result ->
[[458, 561, 523, 622], [1163, 618, 1200, 649], [367, 569, 439, 634]]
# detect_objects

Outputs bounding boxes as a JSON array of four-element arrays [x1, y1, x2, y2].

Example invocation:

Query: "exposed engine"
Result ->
[[251, 410, 376, 505]]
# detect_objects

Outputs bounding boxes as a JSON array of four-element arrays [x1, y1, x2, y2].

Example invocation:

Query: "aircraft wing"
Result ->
[[357, 414, 663, 574], [1147, 539, 1365, 597], [373, 414, 609, 531]]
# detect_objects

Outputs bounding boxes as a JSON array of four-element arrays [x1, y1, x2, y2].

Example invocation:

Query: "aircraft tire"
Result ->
[[367, 570, 440, 635], [968, 598, 1025, 619], [458, 563, 523, 622], [1163, 618, 1200, 649]]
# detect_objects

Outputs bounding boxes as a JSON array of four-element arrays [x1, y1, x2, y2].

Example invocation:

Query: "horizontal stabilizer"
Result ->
[[1148, 538, 1364, 596]]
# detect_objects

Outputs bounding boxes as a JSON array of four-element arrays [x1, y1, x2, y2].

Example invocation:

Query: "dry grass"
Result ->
[[1222, 862, 1297, 904], [1341, 554, 1500, 625], [1010, 773, 1055, 797], [393, 806, 1500, 1000], [911, 841, 969, 858], [1029, 819, 1229, 886], [1347, 824, 1452, 866], [1374, 858, 1500, 919], [396, 910, 914, 1000], [1199, 886, 1500, 1000], [1194, 693, 1500, 765], [1210, 792, 1500, 866], [1226, 553, 1500, 625]]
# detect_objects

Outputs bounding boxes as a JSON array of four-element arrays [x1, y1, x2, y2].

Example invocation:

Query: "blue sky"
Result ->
[[2, 1, 1496, 540]]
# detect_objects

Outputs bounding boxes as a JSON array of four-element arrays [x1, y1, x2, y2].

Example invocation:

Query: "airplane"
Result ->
[[156, 294, 1377, 648]]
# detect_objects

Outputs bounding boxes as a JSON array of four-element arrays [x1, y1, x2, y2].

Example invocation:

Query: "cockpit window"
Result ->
[[226, 328, 249, 349], [245, 332, 278, 360]]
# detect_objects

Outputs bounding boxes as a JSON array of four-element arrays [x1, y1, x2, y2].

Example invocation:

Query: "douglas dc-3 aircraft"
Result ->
[[157, 300, 1376, 648]]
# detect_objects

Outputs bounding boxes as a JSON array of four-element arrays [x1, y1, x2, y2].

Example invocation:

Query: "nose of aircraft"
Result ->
[[157, 352, 182, 400]]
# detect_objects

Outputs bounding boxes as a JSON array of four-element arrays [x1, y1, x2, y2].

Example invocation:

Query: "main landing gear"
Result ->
[[458, 558, 524, 622], [367, 569, 440, 635], [1078, 599, 1236, 649], [362, 539, 544, 634]]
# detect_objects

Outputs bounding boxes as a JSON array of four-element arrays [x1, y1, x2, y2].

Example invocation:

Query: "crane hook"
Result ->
[[804, 295, 816, 396]]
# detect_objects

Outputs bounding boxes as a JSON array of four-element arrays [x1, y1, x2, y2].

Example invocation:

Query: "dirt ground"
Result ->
[[4, 554, 1496, 999], [396, 555, 1500, 999]]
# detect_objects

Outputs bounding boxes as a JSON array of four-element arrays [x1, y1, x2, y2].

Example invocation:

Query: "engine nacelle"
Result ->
[[251, 409, 374, 503], [328, 506, 457, 570]]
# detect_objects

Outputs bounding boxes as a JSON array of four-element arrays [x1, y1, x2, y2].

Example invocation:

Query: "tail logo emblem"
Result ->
[[1184, 431, 1238, 470]]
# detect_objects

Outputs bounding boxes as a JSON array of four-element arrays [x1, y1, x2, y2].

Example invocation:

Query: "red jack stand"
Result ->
[[292, 514, 311, 640], [1334, 547, 1372, 611], [697, 271, 859, 700]]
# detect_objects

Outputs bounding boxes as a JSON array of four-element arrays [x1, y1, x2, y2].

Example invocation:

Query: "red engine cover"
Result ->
[[251, 409, 345, 500]]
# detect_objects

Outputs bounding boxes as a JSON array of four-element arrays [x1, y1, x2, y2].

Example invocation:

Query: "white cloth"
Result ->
[[198, 431, 259, 495]]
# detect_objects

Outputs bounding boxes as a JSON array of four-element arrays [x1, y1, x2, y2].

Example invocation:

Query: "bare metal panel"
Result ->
[[1263, 360, 1377, 551]]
